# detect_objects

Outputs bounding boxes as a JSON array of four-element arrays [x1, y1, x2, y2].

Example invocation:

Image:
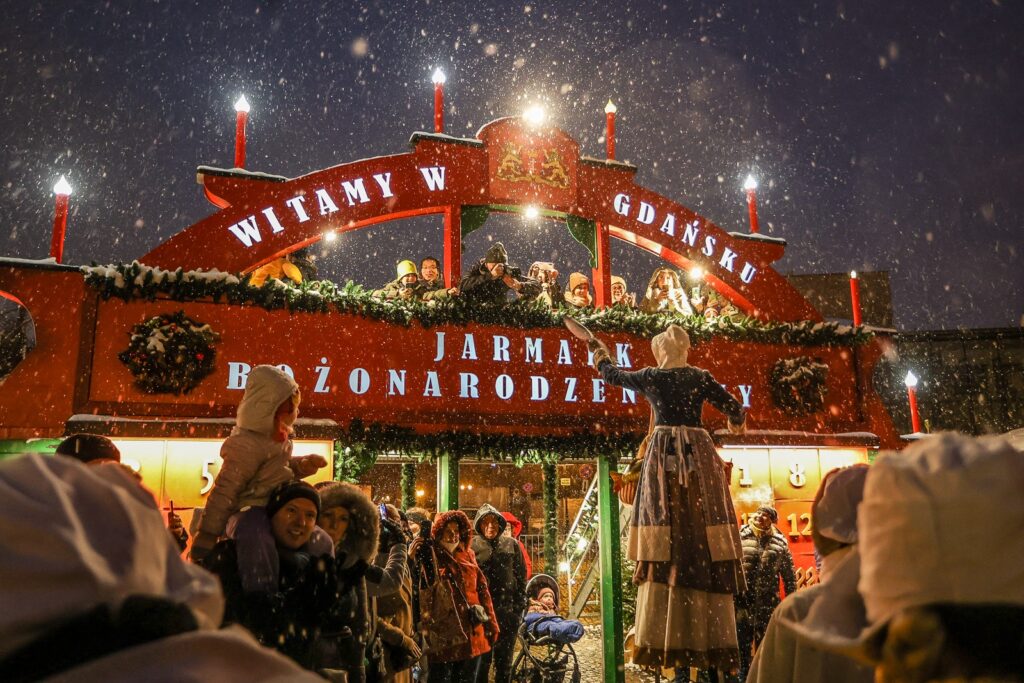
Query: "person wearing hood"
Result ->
[[746, 466, 873, 683], [780, 434, 1024, 683], [315, 481, 383, 683], [367, 504, 419, 683], [0, 454, 323, 682], [611, 275, 637, 309], [563, 272, 593, 309], [415, 510, 499, 683], [191, 365, 329, 572], [501, 510, 533, 579], [735, 505, 797, 680], [590, 324, 747, 675], [639, 267, 695, 315], [526, 261, 564, 309], [471, 504, 527, 683], [458, 242, 541, 306]]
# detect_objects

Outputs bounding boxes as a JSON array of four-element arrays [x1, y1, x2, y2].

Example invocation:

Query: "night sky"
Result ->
[[1, 0, 1021, 331]]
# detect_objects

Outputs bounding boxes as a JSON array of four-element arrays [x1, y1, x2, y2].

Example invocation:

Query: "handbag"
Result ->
[[616, 406, 654, 506], [418, 547, 469, 653]]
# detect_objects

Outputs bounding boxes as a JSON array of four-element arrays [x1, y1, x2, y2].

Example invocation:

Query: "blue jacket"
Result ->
[[522, 613, 584, 644]]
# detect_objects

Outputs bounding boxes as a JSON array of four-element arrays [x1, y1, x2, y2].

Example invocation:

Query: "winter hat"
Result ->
[[567, 272, 589, 292], [405, 507, 431, 526], [396, 259, 418, 279], [611, 275, 627, 290], [484, 242, 508, 264], [526, 574, 560, 608], [782, 433, 1024, 662], [650, 324, 690, 369], [755, 505, 778, 524], [265, 480, 321, 520], [235, 365, 299, 435], [55, 433, 121, 464], [0, 454, 224, 660], [811, 464, 869, 557]]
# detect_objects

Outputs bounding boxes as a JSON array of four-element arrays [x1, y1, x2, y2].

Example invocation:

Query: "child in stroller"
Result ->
[[511, 574, 584, 683]]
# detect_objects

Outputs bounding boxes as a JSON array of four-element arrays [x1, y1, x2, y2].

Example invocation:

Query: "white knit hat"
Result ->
[[783, 432, 1024, 661]]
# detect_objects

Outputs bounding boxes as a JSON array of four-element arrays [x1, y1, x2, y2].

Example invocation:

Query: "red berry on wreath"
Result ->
[[195, 353, 205, 360]]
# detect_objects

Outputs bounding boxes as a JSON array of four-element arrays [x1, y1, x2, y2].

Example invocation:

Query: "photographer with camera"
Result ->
[[415, 510, 498, 683], [373, 260, 424, 302], [366, 504, 419, 683], [458, 243, 541, 306]]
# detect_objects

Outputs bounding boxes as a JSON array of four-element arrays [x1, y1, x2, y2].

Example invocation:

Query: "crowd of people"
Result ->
[[0, 352, 1021, 682], [365, 243, 740, 320]]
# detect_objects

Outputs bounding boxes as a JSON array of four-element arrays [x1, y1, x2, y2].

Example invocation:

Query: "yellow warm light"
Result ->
[[523, 105, 546, 126], [604, 99, 617, 114]]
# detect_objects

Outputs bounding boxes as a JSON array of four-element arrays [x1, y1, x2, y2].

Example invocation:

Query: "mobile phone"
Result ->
[[379, 503, 389, 520]]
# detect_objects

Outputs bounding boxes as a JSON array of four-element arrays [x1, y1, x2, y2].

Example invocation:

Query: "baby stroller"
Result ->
[[510, 574, 582, 683]]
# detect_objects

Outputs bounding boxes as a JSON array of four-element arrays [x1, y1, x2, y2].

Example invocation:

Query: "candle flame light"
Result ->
[[743, 175, 758, 191], [850, 270, 858, 279], [431, 68, 446, 85], [604, 99, 617, 114], [904, 370, 918, 388], [234, 95, 250, 113], [53, 175, 72, 196]]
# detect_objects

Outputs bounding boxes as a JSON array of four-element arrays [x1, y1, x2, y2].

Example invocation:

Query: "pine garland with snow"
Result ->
[[84, 261, 872, 347], [118, 311, 220, 394], [769, 356, 830, 415]]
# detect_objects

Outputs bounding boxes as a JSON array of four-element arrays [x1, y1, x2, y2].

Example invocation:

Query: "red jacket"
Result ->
[[501, 511, 533, 579], [428, 510, 500, 663]]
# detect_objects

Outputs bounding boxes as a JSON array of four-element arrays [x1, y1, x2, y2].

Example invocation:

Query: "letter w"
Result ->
[[419, 166, 446, 191], [227, 216, 261, 247]]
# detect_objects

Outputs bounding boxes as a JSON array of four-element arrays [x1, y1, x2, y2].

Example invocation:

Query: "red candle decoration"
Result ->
[[234, 95, 250, 168], [604, 99, 617, 160], [744, 174, 760, 234], [50, 175, 72, 263], [904, 370, 922, 433], [849, 270, 863, 326], [432, 68, 445, 134]]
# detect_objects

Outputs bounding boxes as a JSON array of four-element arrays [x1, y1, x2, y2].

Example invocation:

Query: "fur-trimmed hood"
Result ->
[[501, 511, 523, 538], [432, 509, 473, 549], [316, 481, 379, 566]]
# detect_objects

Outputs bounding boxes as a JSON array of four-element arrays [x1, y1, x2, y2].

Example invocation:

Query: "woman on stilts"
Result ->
[[588, 324, 747, 680]]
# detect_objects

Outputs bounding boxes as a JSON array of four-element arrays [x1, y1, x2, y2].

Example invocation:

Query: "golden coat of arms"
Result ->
[[496, 144, 570, 188]]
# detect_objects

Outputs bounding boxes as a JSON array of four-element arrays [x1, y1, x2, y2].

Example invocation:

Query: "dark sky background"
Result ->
[[1, 0, 1021, 331]]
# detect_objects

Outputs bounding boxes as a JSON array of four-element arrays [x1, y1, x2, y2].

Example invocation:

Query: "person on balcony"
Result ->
[[458, 243, 540, 306], [419, 256, 459, 302], [611, 275, 637, 309], [526, 261, 564, 309], [563, 272, 593, 309], [589, 324, 747, 677], [374, 260, 423, 302], [639, 268, 695, 315]]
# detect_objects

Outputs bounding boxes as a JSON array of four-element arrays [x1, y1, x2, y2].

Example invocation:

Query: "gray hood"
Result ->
[[473, 503, 507, 536]]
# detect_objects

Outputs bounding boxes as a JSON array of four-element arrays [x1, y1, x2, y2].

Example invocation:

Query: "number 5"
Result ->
[[200, 458, 216, 495]]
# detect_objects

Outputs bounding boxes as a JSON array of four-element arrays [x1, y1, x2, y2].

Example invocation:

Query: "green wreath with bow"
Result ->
[[769, 356, 829, 415], [119, 311, 220, 394]]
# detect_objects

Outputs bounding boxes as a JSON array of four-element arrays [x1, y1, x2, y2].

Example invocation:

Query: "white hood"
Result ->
[[0, 454, 224, 660], [236, 365, 299, 435]]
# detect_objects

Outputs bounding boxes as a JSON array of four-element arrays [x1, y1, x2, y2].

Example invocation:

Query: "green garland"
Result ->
[[769, 356, 830, 415], [118, 311, 220, 394], [83, 261, 873, 347], [400, 462, 417, 510], [542, 461, 559, 571], [332, 419, 640, 465], [332, 440, 379, 483]]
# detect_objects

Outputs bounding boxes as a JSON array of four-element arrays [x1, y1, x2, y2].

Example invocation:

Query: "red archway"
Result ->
[[142, 117, 819, 322]]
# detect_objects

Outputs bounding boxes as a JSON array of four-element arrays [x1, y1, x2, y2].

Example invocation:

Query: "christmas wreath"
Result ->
[[119, 311, 220, 394], [769, 356, 829, 415]]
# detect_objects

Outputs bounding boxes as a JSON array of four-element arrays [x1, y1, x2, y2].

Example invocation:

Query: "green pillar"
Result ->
[[597, 453, 625, 683], [437, 453, 459, 512], [400, 462, 417, 509], [542, 460, 558, 571]]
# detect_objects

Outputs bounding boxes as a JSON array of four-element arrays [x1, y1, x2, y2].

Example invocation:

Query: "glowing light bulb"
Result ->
[[523, 104, 546, 126], [415, 489, 425, 498], [523, 206, 540, 220], [850, 270, 858, 279], [604, 99, 617, 114], [52, 175, 72, 196], [324, 231, 337, 242], [431, 68, 446, 85], [575, 537, 588, 552], [234, 95, 250, 113], [557, 561, 570, 573], [689, 266, 705, 281], [744, 175, 758, 191], [904, 370, 918, 388]]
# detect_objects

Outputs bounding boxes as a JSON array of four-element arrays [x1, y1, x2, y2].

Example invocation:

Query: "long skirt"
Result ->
[[628, 426, 746, 671]]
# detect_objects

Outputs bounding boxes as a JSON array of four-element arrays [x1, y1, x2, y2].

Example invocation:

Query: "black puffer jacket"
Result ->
[[470, 504, 527, 626], [458, 260, 541, 305], [737, 524, 798, 627]]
